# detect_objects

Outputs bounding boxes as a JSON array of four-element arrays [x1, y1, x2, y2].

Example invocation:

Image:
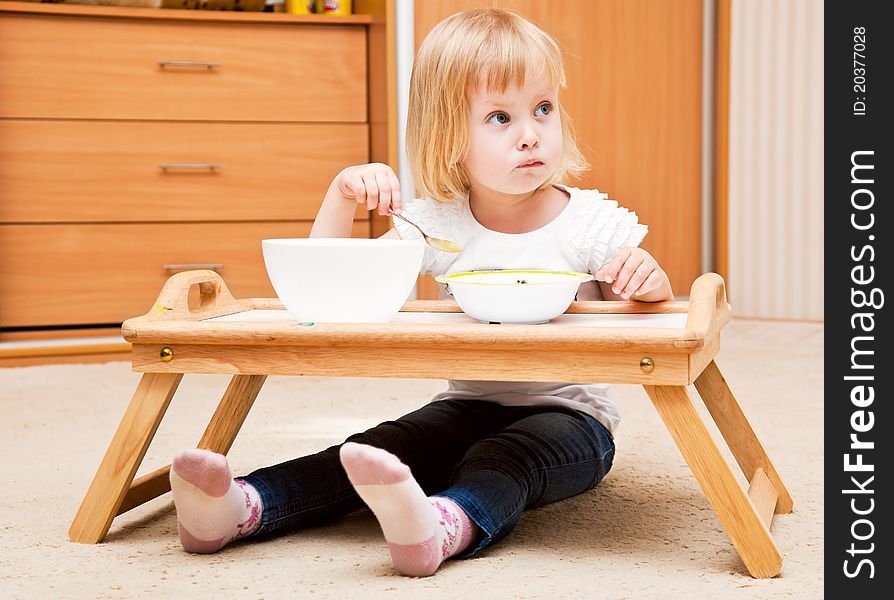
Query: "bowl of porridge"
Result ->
[[434, 269, 594, 324]]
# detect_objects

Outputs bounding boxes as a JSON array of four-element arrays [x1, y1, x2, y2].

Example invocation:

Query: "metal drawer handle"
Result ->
[[162, 264, 225, 271], [159, 164, 222, 172], [157, 60, 220, 70]]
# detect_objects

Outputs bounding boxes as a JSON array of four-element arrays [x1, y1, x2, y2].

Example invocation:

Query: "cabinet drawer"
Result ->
[[0, 13, 367, 122], [0, 221, 370, 327], [0, 120, 369, 222]]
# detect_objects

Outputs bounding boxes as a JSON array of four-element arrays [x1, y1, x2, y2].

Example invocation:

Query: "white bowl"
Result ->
[[262, 238, 424, 323], [435, 269, 594, 324]]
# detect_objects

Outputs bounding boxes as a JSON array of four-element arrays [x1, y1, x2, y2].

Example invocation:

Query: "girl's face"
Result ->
[[462, 73, 563, 200]]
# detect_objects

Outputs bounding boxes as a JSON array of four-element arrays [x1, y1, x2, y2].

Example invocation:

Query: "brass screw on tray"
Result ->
[[160, 347, 173, 362], [639, 357, 655, 373]]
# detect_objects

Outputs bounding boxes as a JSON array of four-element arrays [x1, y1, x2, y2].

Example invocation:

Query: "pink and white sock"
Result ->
[[339, 442, 476, 577], [169, 449, 262, 554]]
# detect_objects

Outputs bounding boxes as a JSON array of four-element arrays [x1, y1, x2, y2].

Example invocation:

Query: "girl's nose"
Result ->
[[517, 125, 539, 150]]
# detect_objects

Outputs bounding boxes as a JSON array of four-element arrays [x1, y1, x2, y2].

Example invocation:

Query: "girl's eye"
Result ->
[[535, 103, 552, 117], [486, 112, 510, 125]]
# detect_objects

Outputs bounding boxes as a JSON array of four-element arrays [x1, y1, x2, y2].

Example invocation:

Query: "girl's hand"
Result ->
[[335, 163, 403, 216], [594, 247, 672, 301]]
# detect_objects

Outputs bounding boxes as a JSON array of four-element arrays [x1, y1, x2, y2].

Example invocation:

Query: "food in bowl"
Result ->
[[434, 269, 594, 324], [262, 238, 424, 323]]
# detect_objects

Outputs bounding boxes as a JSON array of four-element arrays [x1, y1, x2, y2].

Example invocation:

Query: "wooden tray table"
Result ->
[[68, 270, 792, 578]]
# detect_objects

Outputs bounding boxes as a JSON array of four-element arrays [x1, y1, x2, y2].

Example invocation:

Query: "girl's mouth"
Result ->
[[516, 160, 544, 168]]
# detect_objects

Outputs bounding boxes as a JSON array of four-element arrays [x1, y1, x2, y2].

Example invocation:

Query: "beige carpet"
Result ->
[[0, 318, 823, 599]]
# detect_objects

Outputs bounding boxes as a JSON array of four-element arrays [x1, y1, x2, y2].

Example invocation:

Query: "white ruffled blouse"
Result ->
[[390, 184, 648, 435], [393, 184, 647, 281]]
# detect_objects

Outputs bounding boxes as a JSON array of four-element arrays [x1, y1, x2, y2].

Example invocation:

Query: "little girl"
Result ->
[[169, 8, 673, 577]]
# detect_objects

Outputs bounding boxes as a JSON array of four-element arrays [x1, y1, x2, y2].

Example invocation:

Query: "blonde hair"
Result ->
[[407, 8, 588, 204]]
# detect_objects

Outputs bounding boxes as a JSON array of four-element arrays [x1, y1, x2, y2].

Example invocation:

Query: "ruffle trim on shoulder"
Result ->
[[563, 187, 649, 271]]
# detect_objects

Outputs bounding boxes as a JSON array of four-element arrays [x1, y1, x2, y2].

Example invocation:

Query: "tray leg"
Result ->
[[115, 374, 268, 516], [198, 374, 267, 453], [644, 384, 783, 578], [69, 372, 183, 544], [693, 360, 793, 513]]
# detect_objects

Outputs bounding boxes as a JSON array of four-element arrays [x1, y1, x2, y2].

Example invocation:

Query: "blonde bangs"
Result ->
[[407, 9, 587, 204]]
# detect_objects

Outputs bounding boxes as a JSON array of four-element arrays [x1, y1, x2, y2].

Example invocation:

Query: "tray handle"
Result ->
[[684, 273, 732, 337], [144, 269, 245, 321]]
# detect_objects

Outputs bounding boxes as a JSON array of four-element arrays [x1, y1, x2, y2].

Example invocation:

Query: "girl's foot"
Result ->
[[339, 442, 476, 576], [169, 449, 262, 553]]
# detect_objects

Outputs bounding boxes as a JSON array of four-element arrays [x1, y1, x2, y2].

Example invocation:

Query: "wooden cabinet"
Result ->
[[0, 221, 370, 327], [0, 12, 368, 122], [0, 120, 369, 222], [0, 3, 386, 330]]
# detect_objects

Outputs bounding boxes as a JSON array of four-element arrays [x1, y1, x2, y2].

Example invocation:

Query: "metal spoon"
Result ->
[[389, 209, 462, 253]]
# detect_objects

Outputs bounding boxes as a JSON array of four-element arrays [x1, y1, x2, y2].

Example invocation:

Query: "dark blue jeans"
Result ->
[[240, 399, 615, 556]]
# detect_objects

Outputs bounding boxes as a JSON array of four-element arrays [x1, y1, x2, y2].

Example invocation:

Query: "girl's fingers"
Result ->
[[612, 253, 645, 295], [374, 170, 392, 215], [361, 173, 379, 211], [387, 170, 403, 214], [351, 175, 367, 205], [621, 261, 654, 298], [633, 270, 664, 298], [597, 247, 632, 283]]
